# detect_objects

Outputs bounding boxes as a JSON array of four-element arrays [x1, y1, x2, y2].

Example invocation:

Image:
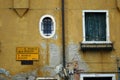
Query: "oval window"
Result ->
[[39, 15, 56, 38]]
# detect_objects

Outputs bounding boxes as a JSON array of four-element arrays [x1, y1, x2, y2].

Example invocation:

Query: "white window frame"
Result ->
[[39, 15, 56, 38], [36, 77, 57, 80], [80, 74, 116, 80], [82, 10, 111, 44]]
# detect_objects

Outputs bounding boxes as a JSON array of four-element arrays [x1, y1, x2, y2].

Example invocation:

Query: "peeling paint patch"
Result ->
[[41, 66, 52, 77], [0, 68, 10, 77], [49, 44, 62, 76], [52, 34, 58, 40], [67, 44, 89, 71], [67, 44, 79, 62], [12, 70, 37, 80], [40, 42, 47, 50], [42, 64, 63, 77], [0, 76, 6, 80], [40, 42, 49, 66], [49, 44, 61, 67]]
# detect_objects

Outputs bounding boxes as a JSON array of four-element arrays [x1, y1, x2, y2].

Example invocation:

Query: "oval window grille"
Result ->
[[39, 15, 56, 38]]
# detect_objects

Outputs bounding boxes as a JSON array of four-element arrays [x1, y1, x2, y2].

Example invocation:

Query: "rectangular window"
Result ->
[[85, 12, 106, 41], [82, 10, 111, 43], [118, 68, 120, 80], [80, 74, 115, 80]]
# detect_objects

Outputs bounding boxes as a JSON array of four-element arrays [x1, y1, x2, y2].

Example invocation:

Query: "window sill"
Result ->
[[80, 42, 113, 51]]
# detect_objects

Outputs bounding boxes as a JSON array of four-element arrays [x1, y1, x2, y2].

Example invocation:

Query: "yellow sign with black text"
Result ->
[[16, 47, 39, 60]]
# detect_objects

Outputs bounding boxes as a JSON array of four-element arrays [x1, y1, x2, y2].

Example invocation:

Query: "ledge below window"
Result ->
[[80, 42, 113, 51]]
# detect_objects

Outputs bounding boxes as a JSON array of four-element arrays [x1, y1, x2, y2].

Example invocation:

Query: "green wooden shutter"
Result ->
[[85, 12, 106, 41]]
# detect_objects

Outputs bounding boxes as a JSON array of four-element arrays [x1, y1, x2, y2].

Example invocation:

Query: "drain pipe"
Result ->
[[61, 1, 70, 80], [61, 0, 69, 79], [61, 0, 66, 68]]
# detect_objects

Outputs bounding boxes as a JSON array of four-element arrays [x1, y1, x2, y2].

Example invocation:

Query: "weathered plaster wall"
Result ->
[[0, 0, 120, 80], [0, 0, 62, 79], [65, 0, 119, 72]]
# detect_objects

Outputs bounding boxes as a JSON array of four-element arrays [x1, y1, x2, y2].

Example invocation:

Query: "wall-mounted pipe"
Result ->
[[61, 1, 69, 79], [61, 0, 66, 68]]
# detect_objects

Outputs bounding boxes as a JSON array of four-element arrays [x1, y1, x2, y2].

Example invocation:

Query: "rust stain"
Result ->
[[74, 73, 80, 80]]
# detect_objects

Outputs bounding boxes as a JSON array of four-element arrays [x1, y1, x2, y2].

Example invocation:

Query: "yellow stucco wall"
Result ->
[[0, 0, 120, 80]]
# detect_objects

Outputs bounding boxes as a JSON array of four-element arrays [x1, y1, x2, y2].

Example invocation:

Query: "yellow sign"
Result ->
[[16, 47, 39, 60]]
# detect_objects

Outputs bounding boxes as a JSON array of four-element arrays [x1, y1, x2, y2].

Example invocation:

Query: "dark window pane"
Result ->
[[43, 17, 53, 36], [84, 77, 112, 80], [118, 68, 120, 80], [85, 12, 106, 41]]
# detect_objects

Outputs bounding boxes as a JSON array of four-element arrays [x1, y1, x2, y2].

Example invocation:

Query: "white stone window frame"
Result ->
[[82, 10, 111, 44], [80, 74, 116, 80], [36, 77, 57, 80], [39, 15, 56, 38]]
